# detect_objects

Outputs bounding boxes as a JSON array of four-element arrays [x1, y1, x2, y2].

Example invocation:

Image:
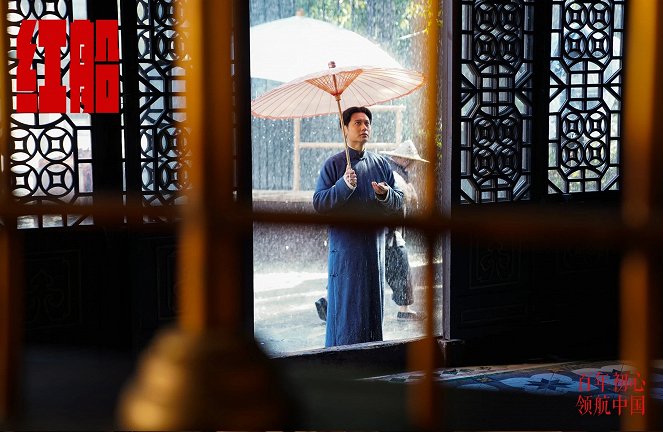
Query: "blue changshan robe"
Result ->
[[313, 147, 403, 347]]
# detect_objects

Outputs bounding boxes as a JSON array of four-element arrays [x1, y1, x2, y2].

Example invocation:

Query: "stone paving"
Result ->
[[253, 259, 441, 356]]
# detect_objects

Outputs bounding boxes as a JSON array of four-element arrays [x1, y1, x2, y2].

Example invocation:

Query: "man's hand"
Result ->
[[371, 181, 389, 197], [344, 165, 357, 188]]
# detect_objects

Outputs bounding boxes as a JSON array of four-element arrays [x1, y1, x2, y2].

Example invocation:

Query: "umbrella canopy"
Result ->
[[250, 12, 402, 83], [251, 62, 425, 166], [251, 64, 424, 120]]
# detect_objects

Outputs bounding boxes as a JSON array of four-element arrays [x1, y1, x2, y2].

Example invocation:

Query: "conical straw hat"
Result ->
[[381, 139, 429, 163]]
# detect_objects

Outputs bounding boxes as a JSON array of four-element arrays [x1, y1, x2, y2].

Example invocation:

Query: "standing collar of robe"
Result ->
[[348, 146, 366, 161]]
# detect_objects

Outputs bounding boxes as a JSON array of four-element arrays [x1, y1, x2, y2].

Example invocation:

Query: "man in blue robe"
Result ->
[[313, 106, 404, 347]]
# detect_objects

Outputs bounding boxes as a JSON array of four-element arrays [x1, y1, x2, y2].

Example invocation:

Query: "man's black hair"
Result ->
[[342, 106, 372, 127]]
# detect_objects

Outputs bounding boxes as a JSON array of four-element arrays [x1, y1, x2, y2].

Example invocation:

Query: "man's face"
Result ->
[[344, 112, 371, 146]]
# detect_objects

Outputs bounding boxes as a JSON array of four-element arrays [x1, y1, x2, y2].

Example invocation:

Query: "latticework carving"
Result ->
[[459, 0, 534, 203], [137, 0, 189, 221], [8, 0, 93, 228], [548, 0, 624, 193]]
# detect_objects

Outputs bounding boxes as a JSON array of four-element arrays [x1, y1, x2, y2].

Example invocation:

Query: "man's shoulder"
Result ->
[[325, 151, 347, 163], [320, 151, 347, 172], [365, 151, 391, 166]]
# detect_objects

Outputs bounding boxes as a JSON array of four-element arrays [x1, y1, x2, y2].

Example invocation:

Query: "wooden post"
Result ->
[[621, 1, 663, 430], [0, 231, 21, 425], [0, 0, 21, 424], [117, 1, 289, 429], [408, 1, 440, 430]]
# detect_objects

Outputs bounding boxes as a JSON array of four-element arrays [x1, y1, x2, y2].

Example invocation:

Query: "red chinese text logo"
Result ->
[[16, 19, 120, 113], [576, 370, 646, 417]]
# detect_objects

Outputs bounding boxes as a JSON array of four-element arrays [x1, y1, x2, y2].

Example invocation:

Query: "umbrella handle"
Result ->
[[334, 96, 351, 169], [329, 68, 351, 169]]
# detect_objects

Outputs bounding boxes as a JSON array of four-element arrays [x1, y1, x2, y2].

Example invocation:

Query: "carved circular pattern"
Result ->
[[585, 111, 608, 139], [564, 1, 588, 30], [473, 148, 497, 179], [585, 140, 607, 167], [154, 0, 187, 28], [499, 1, 522, 32], [562, 112, 583, 140], [472, 146, 519, 179], [38, 127, 74, 161], [155, 29, 182, 62], [140, 130, 154, 157], [143, 125, 191, 193], [473, 117, 497, 148], [497, 147, 518, 176], [157, 125, 190, 158], [475, 1, 498, 32], [563, 1, 612, 61], [498, 116, 520, 146], [154, 0, 178, 27], [560, 140, 582, 168], [589, 1, 612, 31], [137, 31, 151, 58], [472, 113, 520, 180], [563, 111, 608, 140], [137, 0, 149, 25], [475, 31, 498, 63], [473, 1, 522, 65], [587, 30, 610, 60], [141, 161, 155, 190], [40, 163, 75, 197], [10, 128, 39, 163], [560, 110, 609, 169], [12, 127, 76, 198], [158, 160, 190, 191], [11, 164, 39, 197], [563, 31, 586, 59], [16, 0, 68, 20], [561, 139, 607, 169], [468, 1, 525, 187], [499, 31, 521, 63]]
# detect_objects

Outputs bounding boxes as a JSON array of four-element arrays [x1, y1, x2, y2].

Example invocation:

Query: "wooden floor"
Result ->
[[6, 344, 662, 430]]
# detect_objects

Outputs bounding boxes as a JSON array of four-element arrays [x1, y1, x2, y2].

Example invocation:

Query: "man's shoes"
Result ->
[[397, 311, 423, 321], [315, 297, 327, 322]]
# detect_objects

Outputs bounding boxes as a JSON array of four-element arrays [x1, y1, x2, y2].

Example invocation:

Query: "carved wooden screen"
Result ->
[[548, 0, 624, 193], [458, 0, 535, 204], [6, 0, 189, 228], [458, 0, 624, 204], [135, 0, 189, 220], [13, 0, 189, 347], [451, 0, 625, 356], [7, 0, 93, 228]]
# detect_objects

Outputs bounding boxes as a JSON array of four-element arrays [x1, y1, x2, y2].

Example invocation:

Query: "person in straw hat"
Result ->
[[380, 139, 428, 320]]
